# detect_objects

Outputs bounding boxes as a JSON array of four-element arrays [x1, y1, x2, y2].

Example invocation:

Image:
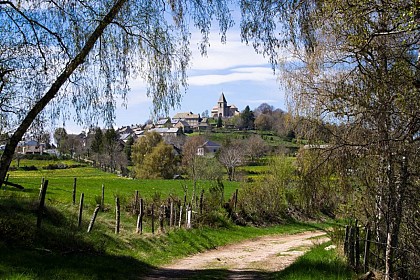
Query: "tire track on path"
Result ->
[[143, 230, 329, 279]]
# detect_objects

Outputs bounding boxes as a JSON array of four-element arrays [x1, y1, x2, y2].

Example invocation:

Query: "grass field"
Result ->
[[5, 161, 241, 207]]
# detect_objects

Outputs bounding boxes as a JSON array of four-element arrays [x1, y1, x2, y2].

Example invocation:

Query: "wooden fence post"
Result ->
[[170, 201, 174, 228], [344, 225, 350, 256], [349, 226, 355, 267], [136, 198, 144, 234], [355, 224, 360, 271], [78, 193, 84, 228], [87, 204, 101, 233], [37, 180, 49, 229], [72, 177, 77, 205], [133, 190, 139, 215], [101, 184, 105, 211], [234, 188, 239, 211], [364, 227, 371, 273], [199, 189, 204, 215], [159, 204, 165, 233], [178, 205, 183, 228], [115, 197, 120, 234], [38, 177, 45, 200], [151, 204, 155, 234]]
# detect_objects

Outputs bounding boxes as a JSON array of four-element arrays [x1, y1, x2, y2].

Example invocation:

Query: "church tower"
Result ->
[[217, 93, 228, 117]]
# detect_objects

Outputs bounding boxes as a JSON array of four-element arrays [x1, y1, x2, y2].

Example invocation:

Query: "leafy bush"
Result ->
[[19, 165, 38, 171], [22, 153, 58, 160], [238, 155, 295, 224], [42, 163, 84, 170]]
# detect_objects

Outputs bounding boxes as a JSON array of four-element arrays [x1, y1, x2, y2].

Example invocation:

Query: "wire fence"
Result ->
[[1, 176, 238, 236], [342, 222, 417, 280]]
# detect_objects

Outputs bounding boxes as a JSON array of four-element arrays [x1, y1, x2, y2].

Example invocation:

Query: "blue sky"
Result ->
[[66, 28, 287, 133]]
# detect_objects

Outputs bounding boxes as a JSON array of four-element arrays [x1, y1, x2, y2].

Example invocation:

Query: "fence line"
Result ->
[[343, 223, 413, 278], [1, 176, 240, 237]]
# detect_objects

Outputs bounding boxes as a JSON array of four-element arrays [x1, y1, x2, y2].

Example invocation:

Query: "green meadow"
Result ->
[[0, 159, 354, 279], [6, 160, 241, 207]]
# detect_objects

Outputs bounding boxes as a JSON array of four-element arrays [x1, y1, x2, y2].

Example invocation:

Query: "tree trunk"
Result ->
[[0, 0, 128, 185]]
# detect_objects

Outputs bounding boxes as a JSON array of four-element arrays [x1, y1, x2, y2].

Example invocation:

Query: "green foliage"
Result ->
[[239, 155, 296, 224], [19, 153, 59, 161], [132, 132, 178, 179], [216, 116, 223, 128], [240, 105, 255, 130], [295, 149, 340, 217], [193, 157, 224, 181], [124, 136, 134, 164], [90, 128, 104, 155]]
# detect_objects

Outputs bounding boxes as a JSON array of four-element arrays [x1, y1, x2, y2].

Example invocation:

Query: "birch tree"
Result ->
[[241, 0, 419, 277], [0, 0, 233, 184]]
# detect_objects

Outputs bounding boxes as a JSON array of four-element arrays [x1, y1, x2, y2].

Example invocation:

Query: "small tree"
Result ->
[[132, 132, 178, 179], [137, 141, 178, 179], [218, 140, 245, 181], [254, 114, 273, 131], [245, 134, 269, 163], [53, 127, 68, 153], [240, 105, 255, 130], [103, 127, 123, 172], [90, 127, 104, 162], [240, 154, 295, 223], [182, 135, 206, 181], [216, 116, 223, 128], [124, 136, 134, 165]]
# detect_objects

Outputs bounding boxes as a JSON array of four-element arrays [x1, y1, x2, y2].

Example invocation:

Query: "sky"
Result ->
[[65, 26, 287, 133]]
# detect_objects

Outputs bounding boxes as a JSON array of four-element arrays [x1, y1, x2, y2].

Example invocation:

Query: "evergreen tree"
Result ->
[[124, 136, 134, 165], [240, 105, 255, 130], [217, 116, 223, 128], [90, 128, 103, 155]]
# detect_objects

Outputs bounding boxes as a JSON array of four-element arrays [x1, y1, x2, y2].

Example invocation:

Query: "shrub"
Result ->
[[237, 155, 295, 224], [19, 165, 38, 171], [22, 153, 58, 160]]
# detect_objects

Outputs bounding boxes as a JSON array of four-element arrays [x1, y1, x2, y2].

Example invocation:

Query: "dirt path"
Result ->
[[144, 230, 329, 279]]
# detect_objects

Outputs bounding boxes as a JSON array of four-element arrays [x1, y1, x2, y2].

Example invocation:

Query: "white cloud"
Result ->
[[188, 66, 275, 86], [122, 78, 151, 107], [189, 30, 271, 71]]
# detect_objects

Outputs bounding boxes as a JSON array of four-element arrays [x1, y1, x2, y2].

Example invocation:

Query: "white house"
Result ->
[[16, 140, 45, 154], [197, 140, 221, 156]]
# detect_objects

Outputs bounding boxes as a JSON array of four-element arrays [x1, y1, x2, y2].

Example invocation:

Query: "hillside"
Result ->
[[0, 160, 352, 279]]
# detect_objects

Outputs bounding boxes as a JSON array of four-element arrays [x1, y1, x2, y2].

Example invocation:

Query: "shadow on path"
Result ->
[[143, 268, 272, 280]]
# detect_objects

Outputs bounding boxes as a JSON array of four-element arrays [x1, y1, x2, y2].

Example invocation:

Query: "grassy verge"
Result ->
[[272, 241, 354, 279], [0, 195, 331, 279]]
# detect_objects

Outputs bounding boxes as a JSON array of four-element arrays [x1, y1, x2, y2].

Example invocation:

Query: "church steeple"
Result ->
[[211, 92, 238, 118], [217, 92, 228, 117], [218, 93, 227, 104]]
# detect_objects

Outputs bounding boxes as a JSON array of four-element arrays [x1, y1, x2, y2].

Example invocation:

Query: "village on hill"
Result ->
[[6, 92, 285, 158]]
